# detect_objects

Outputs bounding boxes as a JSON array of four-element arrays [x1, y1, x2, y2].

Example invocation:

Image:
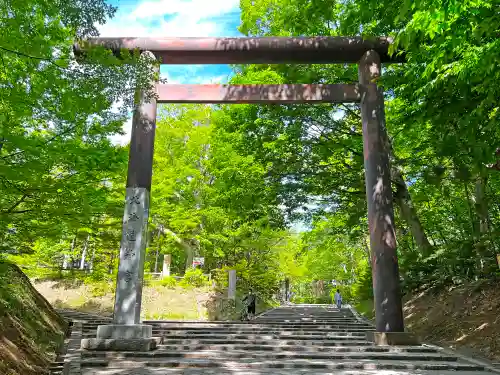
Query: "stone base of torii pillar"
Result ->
[[81, 325, 158, 351], [81, 188, 159, 351]]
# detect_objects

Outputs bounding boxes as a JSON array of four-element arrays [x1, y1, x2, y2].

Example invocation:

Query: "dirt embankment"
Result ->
[[0, 261, 68, 375], [404, 279, 500, 361]]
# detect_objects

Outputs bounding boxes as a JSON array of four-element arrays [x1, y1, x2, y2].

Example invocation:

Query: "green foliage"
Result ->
[[0, 0, 152, 260], [179, 268, 210, 288], [351, 259, 373, 302], [89, 281, 115, 298], [234, 0, 500, 295], [6, 0, 500, 318], [332, 285, 353, 304], [355, 299, 375, 320], [147, 104, 298, 301], [158, 276, 177, 288]]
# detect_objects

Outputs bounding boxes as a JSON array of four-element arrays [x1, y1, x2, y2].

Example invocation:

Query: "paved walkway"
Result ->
[[52, 305, 498, 374]]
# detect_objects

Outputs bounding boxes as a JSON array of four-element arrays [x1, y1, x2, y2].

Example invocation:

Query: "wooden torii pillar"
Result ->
[[75, 36, 413, 350]]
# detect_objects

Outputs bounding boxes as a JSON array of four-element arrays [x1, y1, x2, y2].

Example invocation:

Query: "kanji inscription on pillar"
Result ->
[[114, 187, 150, 324]]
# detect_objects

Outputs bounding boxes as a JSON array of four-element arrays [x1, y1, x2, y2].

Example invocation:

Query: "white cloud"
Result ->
[[160, 66, 230, 84], [99, 17, 218, 38], [99, 0, 240, 38], [160, 71, 182, 84], [132, 0, 239, 20], [194, 74, 228, 84]]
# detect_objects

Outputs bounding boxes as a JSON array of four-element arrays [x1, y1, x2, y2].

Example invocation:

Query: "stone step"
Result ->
[[80, 349, 459, 362], [258, 312, 352, 315], [80, 332, 369, 339], [81, 321, 368, 326], [81, 323, 373, 330], [255, 315, 356, 322], [49, 361, 65, 375], [80, 357, 484, 371], [160, 338, 372, 346], [79, 323, 371, 331], [263, 310, 346, 312], [265, 313, 349, 315], [259, 314, 352, 317], [260, 316, 355, 318], [256, 319, 360, 323], [149, 327, 374, 332], [140, 322, 373, 328], [60, 306, 491, 375], [58, 313, 109, 320], [259, 313, 353, 316], [80, 330, 374, 338], [151, 344, 440, 353], [133, 333, 370, 341], [255, 320, 362, 323], [80, 325, 374, 332], [252, 322, 367, 326], [80, 327, 373, 335], [141, 320, 361, 325], [49, 364, 65, 370], [258, 311, 350, 314], [154, 329, 373, 335], [82, 368, 493, 375]]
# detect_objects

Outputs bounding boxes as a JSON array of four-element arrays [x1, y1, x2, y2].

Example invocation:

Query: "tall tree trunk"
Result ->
[[62, 254, 69, 270], [464, 182, 476, 238], [392, 166, 433, 256], [164, 227, 194, 274], [89, 243, 95, 273], [474, 175, 489, 237], [363, 236, 371, 264], [473, 175, 494, 272], [63, 233, 77, 271], [184, 244, 194, 273], [108, 252, 115, 274], [154, 229, 161, 273], [80, 234, 89, 270]]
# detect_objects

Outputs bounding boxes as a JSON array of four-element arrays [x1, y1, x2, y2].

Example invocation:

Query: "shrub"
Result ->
[[179, 268, 210, 288], [158, 275, 177, 288], [351, 259, 373, 302], [90, 281, 115, 297], [315, 295, 331, 304], [143, 273, 154, 287]]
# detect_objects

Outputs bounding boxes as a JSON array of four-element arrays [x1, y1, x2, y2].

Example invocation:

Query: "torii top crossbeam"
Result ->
[[74, 36, 401, 64]]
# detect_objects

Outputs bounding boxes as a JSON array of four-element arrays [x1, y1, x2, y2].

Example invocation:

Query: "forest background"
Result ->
[[1, 0, 500, 314]]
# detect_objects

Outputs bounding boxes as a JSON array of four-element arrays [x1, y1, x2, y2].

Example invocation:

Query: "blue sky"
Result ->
[[102, 1, 308, 232], [103, 0, 242, 145], [102, 0, 242, 84]]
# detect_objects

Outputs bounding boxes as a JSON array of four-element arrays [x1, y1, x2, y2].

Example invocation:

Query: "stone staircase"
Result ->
[[53, 305, 498, 374]]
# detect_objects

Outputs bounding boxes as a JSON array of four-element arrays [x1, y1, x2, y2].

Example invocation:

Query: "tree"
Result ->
[[150, 104, 285, 286], [235, 0, 500, 288], [0, 0, 154, 253]]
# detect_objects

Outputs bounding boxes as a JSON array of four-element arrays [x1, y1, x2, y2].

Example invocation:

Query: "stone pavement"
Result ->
[[51, 305, 499, 374]]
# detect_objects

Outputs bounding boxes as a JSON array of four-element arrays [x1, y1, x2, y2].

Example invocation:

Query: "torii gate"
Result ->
[[76, 37, 413, 350]]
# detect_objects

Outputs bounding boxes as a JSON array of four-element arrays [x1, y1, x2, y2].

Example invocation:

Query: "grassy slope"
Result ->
[[34, 280, 273, 322], [356, 279, 500, 362], [0, 261, 68, 375], [34, 280, 214, 320]]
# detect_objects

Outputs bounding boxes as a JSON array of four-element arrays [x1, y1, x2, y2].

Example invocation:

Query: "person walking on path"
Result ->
[[334, 289, 342, 309], [243, 288, 257, 320]]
